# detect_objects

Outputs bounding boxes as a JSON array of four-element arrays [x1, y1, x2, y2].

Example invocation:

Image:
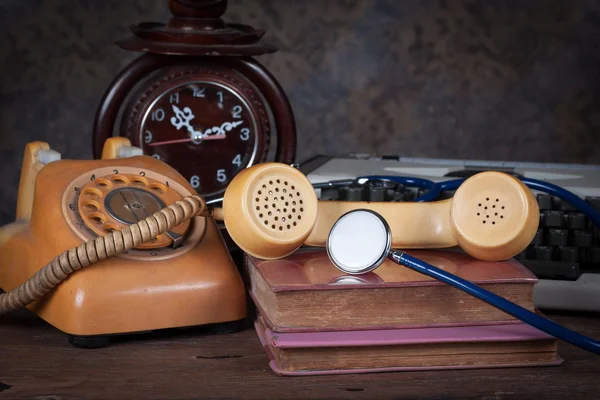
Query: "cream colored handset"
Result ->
[[217, 163, 540, 262]]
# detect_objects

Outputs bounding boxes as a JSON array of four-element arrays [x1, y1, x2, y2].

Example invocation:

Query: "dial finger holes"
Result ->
[[82, 187, 103, 200], [81, 200, 100, 213], [149, 182, 167, 195], [131, 176, 148, 187], [102, 223, 121, 234], [88, 212, 107, 226], [111, 175, 129, 185], [94, 178, 112, 190]]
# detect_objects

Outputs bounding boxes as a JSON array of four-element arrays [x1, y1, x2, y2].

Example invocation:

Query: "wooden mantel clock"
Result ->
[[92, 0, 296, 205]]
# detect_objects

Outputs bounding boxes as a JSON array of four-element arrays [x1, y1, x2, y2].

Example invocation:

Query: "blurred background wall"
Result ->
[[1, 0, 600, 224]]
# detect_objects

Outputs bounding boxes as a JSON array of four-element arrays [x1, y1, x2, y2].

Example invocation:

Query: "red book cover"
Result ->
[[246, 249, 538, 332], [247, 249, 538, 290]]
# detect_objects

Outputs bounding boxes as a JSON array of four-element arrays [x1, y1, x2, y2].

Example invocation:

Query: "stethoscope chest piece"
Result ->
[[326, 209, 392, 275]]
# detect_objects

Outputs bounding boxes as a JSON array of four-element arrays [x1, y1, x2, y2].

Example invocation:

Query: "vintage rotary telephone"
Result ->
[[0, 138, 247, 348], [7, 139, 586, 351]]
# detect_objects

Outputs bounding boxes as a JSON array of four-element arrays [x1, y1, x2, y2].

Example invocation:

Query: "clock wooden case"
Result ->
[[92, 0, 297, 205]]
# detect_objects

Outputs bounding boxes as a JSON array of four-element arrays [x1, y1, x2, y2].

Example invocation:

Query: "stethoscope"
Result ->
[[316, 174, 600, 355], [326, 209, 600, 355], [313, 174, 600, 228]]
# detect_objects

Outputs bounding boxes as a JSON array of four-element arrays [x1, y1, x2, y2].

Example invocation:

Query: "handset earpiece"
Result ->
[[222, 163, 319, 259], [449, 171, 539, 261], [221, 163, 539, 261]]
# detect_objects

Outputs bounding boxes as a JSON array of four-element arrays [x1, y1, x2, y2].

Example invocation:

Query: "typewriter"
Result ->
[[300, 155, 600, 313]]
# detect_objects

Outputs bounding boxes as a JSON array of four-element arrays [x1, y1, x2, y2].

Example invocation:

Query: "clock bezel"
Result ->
[[92, 54, 297, 205]]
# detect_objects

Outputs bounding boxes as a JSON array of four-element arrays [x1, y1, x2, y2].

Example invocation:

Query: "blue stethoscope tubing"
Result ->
[[392, 251, 600, 355], [356, 174, 600, 228], [319, 173, 600, 354]]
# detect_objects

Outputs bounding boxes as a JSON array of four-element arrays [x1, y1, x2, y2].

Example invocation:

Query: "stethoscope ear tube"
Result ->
[[350, 174, 600, 227], [390, 251, 600, 355]]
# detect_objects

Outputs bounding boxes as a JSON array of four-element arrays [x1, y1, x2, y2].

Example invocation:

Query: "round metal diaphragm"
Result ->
[[326, 209, 391, 275]]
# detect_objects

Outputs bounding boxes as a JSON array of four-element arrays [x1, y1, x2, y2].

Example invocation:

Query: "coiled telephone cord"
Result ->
[[0, 195, 206, 315]]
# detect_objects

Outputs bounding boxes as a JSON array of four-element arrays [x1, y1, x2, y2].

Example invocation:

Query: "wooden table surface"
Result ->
[[1, 309, 599, 400]]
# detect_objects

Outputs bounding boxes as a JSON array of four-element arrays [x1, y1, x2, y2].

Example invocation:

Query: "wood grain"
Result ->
[[1, 309, 599, 399]]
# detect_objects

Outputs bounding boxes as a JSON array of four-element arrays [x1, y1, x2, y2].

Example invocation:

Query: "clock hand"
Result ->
[[202, 121, 243, 136], [147, 135, 226, 147], [170, 105, 202, 137], [148, 120, 244, 147]]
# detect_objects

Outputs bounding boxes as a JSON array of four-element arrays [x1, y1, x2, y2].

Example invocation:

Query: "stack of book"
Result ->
[[245, 249, 562, 376]]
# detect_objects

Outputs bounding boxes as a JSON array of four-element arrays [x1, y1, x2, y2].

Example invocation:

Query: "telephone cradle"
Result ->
[[0, 139, 247, 348]]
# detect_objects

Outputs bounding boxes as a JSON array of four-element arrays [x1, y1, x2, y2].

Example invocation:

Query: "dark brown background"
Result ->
[[1, 0, 600, 225]]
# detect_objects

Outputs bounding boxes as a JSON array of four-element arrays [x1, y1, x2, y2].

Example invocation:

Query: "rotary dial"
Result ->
[[77, 173, 190, 250], [63, 166, 206, 261]]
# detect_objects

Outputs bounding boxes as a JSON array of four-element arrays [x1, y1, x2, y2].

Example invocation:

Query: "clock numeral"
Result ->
[[240, 128, 250, 141], [193, 88, 205, 98], [217, 91, 223, 104], [144, 130, 152, 144], [190, 175, 200, 189], [217, 169, 227, 183], [232, 105, 242, 119], [152, 109, 165, 121], [152, 154, 161, 160], [169, 92, 179, 104], [232, 154, 241, 167]]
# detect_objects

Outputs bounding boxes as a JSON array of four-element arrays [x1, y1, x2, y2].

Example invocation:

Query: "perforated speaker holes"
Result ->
[[253, 178, 304, 231], [476, 197, 505, 225]]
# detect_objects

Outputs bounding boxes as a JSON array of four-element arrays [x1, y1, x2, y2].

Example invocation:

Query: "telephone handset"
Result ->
[[0, 139, 246, 347], [219, 163, 539, 261]]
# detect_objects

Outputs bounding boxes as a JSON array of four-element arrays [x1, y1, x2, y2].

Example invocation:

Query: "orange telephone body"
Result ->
[[0, 139, 246, 346]]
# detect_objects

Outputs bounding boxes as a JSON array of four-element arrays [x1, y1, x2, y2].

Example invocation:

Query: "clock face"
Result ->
[[122, 67, 271, 203]]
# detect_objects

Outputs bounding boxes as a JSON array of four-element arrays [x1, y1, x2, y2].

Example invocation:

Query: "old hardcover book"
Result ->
[[245, 249, 538, 332], [254, 314, 562, 376]]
